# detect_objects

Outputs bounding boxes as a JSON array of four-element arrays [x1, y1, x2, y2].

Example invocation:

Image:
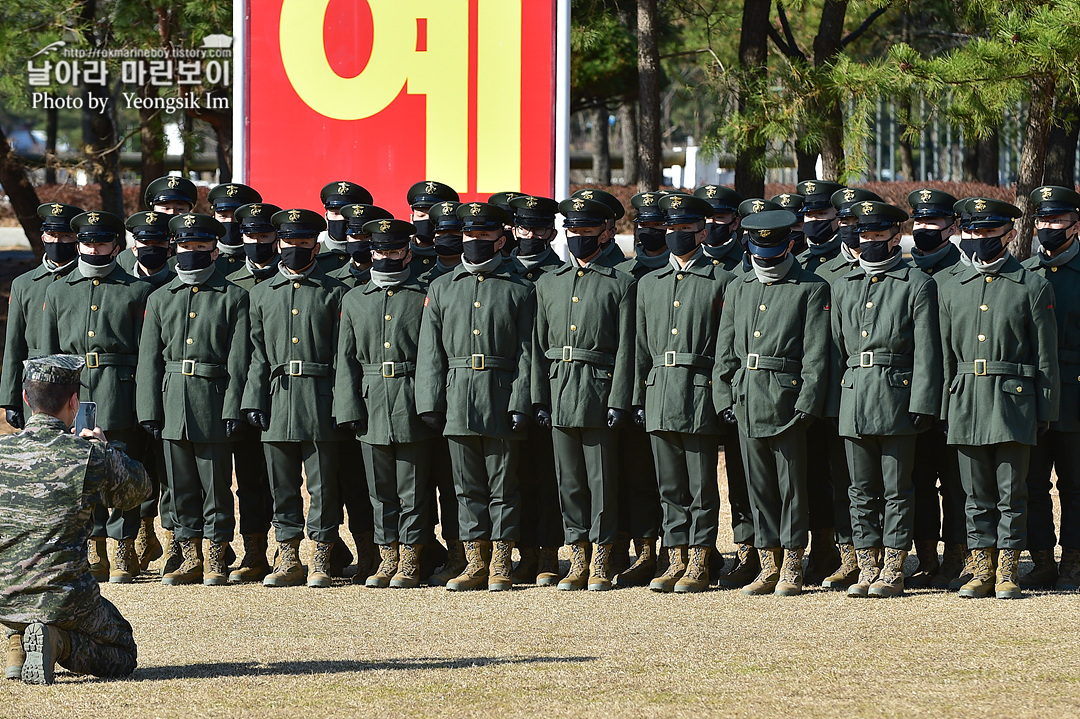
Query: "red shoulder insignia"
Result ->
[[424, 296, 430, 307]]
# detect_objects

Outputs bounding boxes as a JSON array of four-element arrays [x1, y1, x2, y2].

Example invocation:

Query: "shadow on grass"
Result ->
[[129, 655, 598, 681]]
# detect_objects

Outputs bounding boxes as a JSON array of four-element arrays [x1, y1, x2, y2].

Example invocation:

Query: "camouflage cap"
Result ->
[[23, 354, 86, 386]]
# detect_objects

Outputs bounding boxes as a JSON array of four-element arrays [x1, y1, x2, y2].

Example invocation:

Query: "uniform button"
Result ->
[[384, 314, 392, 321], [676, 273, 684, 280], [291, 309, 299, 315], [861, 330, 868, 337], [980, 304, 988, 311], [87, 330, 95, 337], [474, 301, 481, 308], [572, 297, 579, 303], [90, 305, 98, 311], [387, 290, 394, 296], [753, 331, 761, 338], [526, 273, 534, 279], [570, 325, 577, 332], [978, 334, 986, 342], [192, 286, 198, 293], [927, 268, 935, 275], [766, 282, 773, 286], [1016, 386, 1023, 392], [903, 379, 909, 385], [424, 258, 431, 265], [791, 380, 797, 386], [185, 338, 193, 345], [476, 276, 484, 283], [759, 304, 766, 311], [473, 329, 480, 335], [1050, 266, 1059, 273], [384, 342, 391, 348], [673, 301, 681, 308], [92, 279, 100, 286], [577, 271, 584, 277], [871, 276, 879, 283], [291, 337, 299, 344], [712, 259, 720, 265], [985, 276, 993, 283], [671, 328, 678, 335], [866, 301, 874, 308], [189, 312, 197, 318], [293, 282, 301, 288]]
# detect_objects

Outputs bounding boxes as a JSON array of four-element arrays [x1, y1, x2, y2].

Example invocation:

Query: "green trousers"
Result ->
[[518, 427, 563, 548], [231, 430, 272, 536], [163, 439, 235, 543], [956, 442, 1030, 550], [844, 434, 917, 550], [264, 440, 342, 544], [552, 426, 620, 545], [721, 424, 753, 545], [361, 439, 432, 546], [446, 436, 520, 542], [618, 424, 661, 540], [339, 438, 373, 537], [806, 420, 853, 543], [911, 426, 966, 545], [650, 431, 720, 548], [740, 424, 809, 549], [426, 437, 459, 542], [1027, 430, 1080, 551]]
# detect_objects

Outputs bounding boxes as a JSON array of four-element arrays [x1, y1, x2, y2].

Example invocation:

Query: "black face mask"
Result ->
[[136, 244, 170, 270], [567, 233, 601, 260], [859, 239, 896, 263], [413, 219, 434, 243], [1038, 226, 1074, 253], [279, 245, 316, 271], [80, 250, 115, 267], [434, 233, 464, 257], [912, 227, 947, 252], [372, 256, 407, 273], [176, 249, 214, 271], [43, 241, 77, 265], [751, 253, 788, 268], [960, 235, 1006, 263], [245, 241, 277, 265], [788, 229, 806, 251], [462, 239, 499, 264], [635, 226, 668, 252], [838, 224, 860, 248], [500, 228, 517, 254], [666, 229, 700, 257], [704, 222, 732, 247], [327, 218, 347, 243], [517, 234, 550, 256], [346, 239, 372, 264], [221, 222, 243, 246], [803, 219, 835, 245]]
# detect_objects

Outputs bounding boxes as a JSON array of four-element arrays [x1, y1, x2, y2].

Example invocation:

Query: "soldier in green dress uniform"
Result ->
[[317, 181, 373, 274], [208, 183, 261, 276], [118, 210, 175, 282], [420, 200, 464, 284], [571, 188, 628, 269], [407, 180, 459, 277], [115, 176, 198, 272], [693, 185, 744, 272]]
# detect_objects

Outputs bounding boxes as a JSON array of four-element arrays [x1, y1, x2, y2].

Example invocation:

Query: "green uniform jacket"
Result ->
[[1024, 249, 1080, 432], [417, 258, 459, 285], [315, 245, 350, 274], [715, 260, 832, 438], [939, 256, 1059, 446], [244, 266, 349, 442], [532, 262, 636, 428], [409, 243, 439, 277], [136, 270, 250, 443], [40, 265, 153, 432], [116, 248, 179, 276], [634, 254, 735, 435], [0, 260, 76, 409], [911, 243, 964, 283], [508, 247, 563, 283], [226, 259, 279, 292], [415, 261, 536, 439], [215, 247, 246, 276], [808, 249, 859, 284], [830, 260, 941, 437], [615, 249, 670, 279], [328, 262, 371, 289], [592, 240, 629, 270], [334, 275, 434, 445], [702, 240, 743, 272], [797, 236, 843, 274]]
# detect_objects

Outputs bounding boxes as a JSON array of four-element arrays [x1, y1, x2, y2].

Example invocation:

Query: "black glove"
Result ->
[[794, 411, 813, 426], [5, 409, 24, 430], [1038, 421, 1051, 437], [245, 410, 270, 432], [606, 407, 628, 429], [633, 406, 646, 429], [909, 413, 932, 432], [720, 407, 738, 426], [340, 418, 367, 433], [225, 419, 241, 438], [534, 404, 552, 429], [509, 411, 529, 433], [941, 422, 950, 436], [419, 411, 445, 431], [140, 420, 163, 440]]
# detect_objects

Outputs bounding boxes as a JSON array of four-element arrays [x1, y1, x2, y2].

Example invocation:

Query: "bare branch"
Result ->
[[776, 2, 807, 62], [841, 7, 890, 48]]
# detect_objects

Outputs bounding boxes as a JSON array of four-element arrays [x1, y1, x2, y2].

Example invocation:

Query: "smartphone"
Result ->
[[74, 401, 97, 436]]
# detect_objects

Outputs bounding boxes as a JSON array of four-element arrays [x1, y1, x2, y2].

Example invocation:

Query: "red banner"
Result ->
[[244, 0, 556, 218]]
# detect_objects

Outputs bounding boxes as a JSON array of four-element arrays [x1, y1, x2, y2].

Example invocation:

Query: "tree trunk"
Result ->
[[1012, 75, 1056, 260], [139, 83, 166, 206], [592, 103, 611, 185], [1043, 97, 1079, 187], [897, 97, 916, 181], [620, 101, 639, 186], [0, 125, 44, 258], [976, 130, 1000, 186], [819, 103, 845, 181], [78, 0, 123, 216], [636, 0, 661, 191], [812, 0, 849, 181], [734, 0, 771, 198], [45, 108, 58, 185], [796, 145, 818, 181]]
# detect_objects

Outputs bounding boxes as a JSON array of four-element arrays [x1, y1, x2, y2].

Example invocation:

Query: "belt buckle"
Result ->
[[860, 351, 874, 368], [471, 353, 486, 371], [746, 353, 759, 370], [181, 359, 196, 376], [381, 361, 395, 378], [288, 360, 303, 376], [664, 351, 677, 367], [85, 352, 99, 369], [974, 359, 987, 376], [562, 346, 573, 362]]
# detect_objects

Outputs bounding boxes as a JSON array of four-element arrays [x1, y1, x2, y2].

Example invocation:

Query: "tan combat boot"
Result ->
[[20, 623, 70, 685], [428, 540, 466, 587], [1019, 548, 1058, 589], [160, 529, 182, 577], [352, 530, 376, 580], [513, 546, 539, 584], [847, 548, 882, 598], [804, 530, 840, 586], [263, 539, 305, 587], [162, 538, 203, 585], [307, 541, 334, 587], [588, 543, 613, 591], [558, 541, 591, 591], [870, 548, 907, 598], [932, 543, 967, 590], [616, 538, 657, 587], [674, 545, 711, 593], [446, 540, 491, 591], [1056, 547, 1080, 591], [611, 532, 632, 576], [741, 548, 782, 595], [995, 548, 1022, 599], [134, 517, 163, 571], [203, 540, 230, 586], [366, 544, 399, 588], [718, 543, 760, 589], [87, 536, 109, 582], [109, 538, 138, 584], [391, 544, 424, 588], [489, 540, 515, 591], [536, 547, 561, 586], [958, 548, 995, 598], [822, 543, 859, 590], [774, 548, 805, 596], [6, 633, 24, 680], [948, 547, 976, 591], [649, 545, 688, 593], [229, 533, 271, 583], [327, 540, 352, 578], [906, 540, 939, 588]]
